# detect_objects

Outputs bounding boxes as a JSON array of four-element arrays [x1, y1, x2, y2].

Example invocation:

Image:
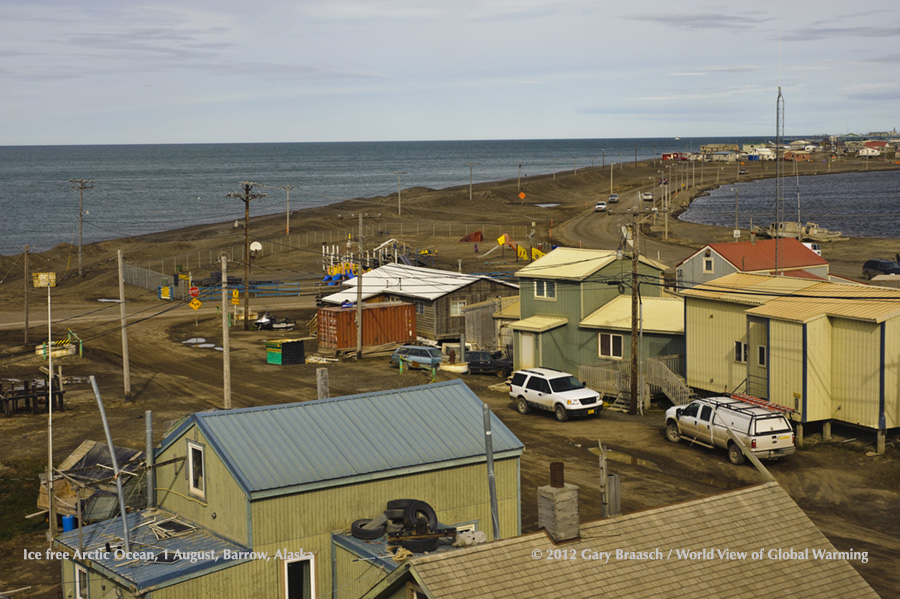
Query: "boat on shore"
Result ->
[[751, 221, 848, 242]]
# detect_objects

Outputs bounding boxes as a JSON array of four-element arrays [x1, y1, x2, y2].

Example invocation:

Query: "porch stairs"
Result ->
[[579, 356, 695, 410]]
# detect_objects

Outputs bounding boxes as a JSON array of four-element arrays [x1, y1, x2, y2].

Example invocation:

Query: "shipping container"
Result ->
[[317, 301, 416, 350]]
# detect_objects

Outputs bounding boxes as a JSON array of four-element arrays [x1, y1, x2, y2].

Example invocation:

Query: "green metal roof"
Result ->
[[157, 380, 523, 500]]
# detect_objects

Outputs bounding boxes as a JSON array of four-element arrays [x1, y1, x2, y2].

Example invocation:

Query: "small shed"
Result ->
[[317, 301, 415, 350], [264, 338, 308, 365]]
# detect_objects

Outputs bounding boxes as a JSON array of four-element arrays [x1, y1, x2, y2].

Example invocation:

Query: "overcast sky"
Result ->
[[2, 0, 898, 145]]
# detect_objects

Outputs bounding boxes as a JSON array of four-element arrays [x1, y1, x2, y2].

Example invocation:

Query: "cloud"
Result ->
[[785, 24, 900, 41], [839, 81, 900, 101], [629, 12, 770, 32], [669, 65, 763, 76]]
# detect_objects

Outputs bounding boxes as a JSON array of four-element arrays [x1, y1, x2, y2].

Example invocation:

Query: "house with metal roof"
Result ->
[[321, 262, 519, 341], [682, 272, 900, 451], [676, 238, 830, 290], [509, 247, 681, 375], [54, 380, 524, 598], [358, 482, 878, 599]]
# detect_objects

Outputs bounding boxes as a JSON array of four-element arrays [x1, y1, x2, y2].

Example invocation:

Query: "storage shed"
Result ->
[[317, 301, 415, 350]]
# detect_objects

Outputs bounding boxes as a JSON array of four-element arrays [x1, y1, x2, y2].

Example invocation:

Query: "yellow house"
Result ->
[[682, 273, 900, 450]]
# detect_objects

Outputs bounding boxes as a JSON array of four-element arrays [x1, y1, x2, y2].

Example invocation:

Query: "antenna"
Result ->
[[775, 87, 784, 275]]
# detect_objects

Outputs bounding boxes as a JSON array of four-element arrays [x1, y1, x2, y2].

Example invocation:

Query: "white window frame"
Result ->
[[187, 441, 206, 499], [703, 257, 714, 273], [734, 341, 748, 363], [450, 300, 466, 317], [283, 552, 316, 599], [758, 346, 767, 367], [534, 280, 556, 299], [599, 333, 624, 359], [75, 563, 89, 599]]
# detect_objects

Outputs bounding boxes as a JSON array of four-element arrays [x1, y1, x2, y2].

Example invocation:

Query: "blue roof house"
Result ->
[[54, 380, 523, 598]]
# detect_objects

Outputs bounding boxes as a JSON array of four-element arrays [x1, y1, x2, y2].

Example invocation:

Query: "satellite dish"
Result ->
[[250, 241, 263, 253]]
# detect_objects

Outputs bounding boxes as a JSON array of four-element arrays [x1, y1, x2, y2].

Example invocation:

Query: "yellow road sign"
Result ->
[[189, 298, 202, 311], [232, 289, 239, 299]]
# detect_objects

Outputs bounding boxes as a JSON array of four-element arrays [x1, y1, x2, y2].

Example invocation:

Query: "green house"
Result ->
[[54, 380, 523, 598]]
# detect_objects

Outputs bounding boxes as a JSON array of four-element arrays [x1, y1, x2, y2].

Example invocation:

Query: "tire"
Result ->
[[403, 500, 438, 530], [386, 499, 416, 511], [384, 508, 405, 521], [400, 537, 438, 553], [516, 396, 530, 415], [728, 443, 746, 465], [863, 271, 872, 280], [351, 518, 386, 540], [496, 367, 509, 379], [666, 421, 681, 443], [554, 404, 569, 422]]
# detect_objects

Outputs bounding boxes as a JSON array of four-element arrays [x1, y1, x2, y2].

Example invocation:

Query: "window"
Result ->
[[284, 554, 315, 599], [535, 280, 556, 299], [450, 300, 466, 317], [599, 333, 624, 359], [414, 300, 424, 315], [758, 346, 767, 367], [187, 441, 205, 499], [75, 564, 89, 599], [734, 341, 748, 363], [703, 257, 714, 273], [699, 405, 712, 422]]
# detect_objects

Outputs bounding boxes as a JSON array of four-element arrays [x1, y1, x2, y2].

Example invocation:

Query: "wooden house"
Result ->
[[321, 263, 518, 341], [510, 248, 679, 373], [682, 273, 900, 450], [54, 380, 524, 598]]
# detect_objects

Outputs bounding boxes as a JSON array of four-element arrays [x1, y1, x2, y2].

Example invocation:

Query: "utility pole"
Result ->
[[221, 254, 231, 409], [117, 250, 131, 401], [280, 185, 296, 235], [69, 179, 93, 277], [393, 171, 407, 216], [356, 213, 365, 360], [226, 181, 267, 330], [23, 245, 29, 347], [630, 217, 639, 416], [466, 163, 475, 201]]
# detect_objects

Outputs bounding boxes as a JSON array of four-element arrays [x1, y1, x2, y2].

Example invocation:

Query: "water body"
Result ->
[[679, 169, 900, 239], [0, 137, 767, 255]]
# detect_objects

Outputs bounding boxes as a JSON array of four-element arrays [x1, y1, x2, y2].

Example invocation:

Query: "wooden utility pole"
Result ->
[[630, 218, 639, 416], [117, 250, 131, 401], [356, 213, 365, 359], [226, 181, 266, 330], [466, 163, 475, 201], [393, 171, 407, 216], [23, 245, 29, 347], [279, 185, 297, 235], [221, 254, 231, 409], [69, 179, 93, 277]]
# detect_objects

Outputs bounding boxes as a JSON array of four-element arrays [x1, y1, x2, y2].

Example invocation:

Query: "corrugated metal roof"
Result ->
[[515, 247, 666, 281], [580, 296, 684, 334], [322, 263, 517, 304], [680, 273, 819, 305], [508, 315, 568, 332], [746, 281, 900, 323], [704, 238, 828, 271], [54, 508, 250, 593], [157, 380, 523, 499]]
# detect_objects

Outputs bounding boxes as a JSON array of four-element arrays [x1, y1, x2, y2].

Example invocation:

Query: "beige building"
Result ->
[[682, 273, 900, 450]]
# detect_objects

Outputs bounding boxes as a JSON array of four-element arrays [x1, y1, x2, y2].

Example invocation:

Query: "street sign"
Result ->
[[231, 289, 240, 305], [518, 192, 526, 200], [189, 286, 200, 298], [189, 298, 202, 311], [32, 272, 57, 288]]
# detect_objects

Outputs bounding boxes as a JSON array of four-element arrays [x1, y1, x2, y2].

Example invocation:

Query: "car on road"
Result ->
[[608, 193, 619, 203], [508, 367, 603, 421], [390, 345, 443, 369], [465, 350, 513, 378], [641, 191, 654, 201], [594, 200, 607, 212], [862, 259, 900, 280]]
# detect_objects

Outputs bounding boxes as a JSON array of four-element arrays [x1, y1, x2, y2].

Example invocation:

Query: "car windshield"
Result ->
[[549, 375, 583, 392], [425, 348, 441, 358]]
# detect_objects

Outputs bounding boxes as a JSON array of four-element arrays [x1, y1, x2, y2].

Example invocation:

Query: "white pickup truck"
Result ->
[[665, 395, 795, 465]]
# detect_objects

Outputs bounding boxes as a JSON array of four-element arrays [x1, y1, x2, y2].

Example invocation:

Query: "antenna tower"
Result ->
[[774, 87, 784, 275]]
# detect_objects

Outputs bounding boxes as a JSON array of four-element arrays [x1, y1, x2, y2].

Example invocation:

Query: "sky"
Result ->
[[2, 0, 898, 145]]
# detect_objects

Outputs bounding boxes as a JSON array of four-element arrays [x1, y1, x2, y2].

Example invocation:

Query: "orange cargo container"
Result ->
[[317, 301, 416, 350]]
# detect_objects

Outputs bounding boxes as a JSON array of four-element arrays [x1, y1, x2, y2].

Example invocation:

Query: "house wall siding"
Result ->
[[804, 317, 833, 422], [686, 298, 749, 393], [831, 318, 881, 428], [678, 254, 736, 289], [768, 319, 804, 410], [155, 428, 250, 545], [335, 545, 388, 599], [884, 319, 899, 429]]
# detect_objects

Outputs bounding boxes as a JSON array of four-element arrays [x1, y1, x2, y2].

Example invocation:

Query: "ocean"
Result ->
[[1, 137, 896, 255]]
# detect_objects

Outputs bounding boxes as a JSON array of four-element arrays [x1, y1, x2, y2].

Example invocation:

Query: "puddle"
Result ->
[[182, 338, 206, 344], [535, 203, 560, 208]]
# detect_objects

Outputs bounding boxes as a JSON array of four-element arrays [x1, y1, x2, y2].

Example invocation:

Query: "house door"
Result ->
[[285, 557, 313, 599], [520, 332, 535, 369]]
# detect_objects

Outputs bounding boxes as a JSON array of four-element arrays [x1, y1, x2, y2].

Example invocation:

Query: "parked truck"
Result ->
[[665, 395, 795, 465]]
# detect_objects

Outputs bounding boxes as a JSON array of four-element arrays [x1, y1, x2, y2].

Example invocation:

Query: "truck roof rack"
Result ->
[[729, 392, 796, 414]]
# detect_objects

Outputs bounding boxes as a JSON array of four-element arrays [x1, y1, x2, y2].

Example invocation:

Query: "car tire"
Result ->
[[516, 396, 530, 414], [384, 508, 405, 521], [666, 421, 681, 443], [400, 537, 439, 553], [554, 404, 569, 422], [728, 442, 746, 465], [351, 518, 386, 540], [386, 499, 416, 511], [496, 367, 509, 379], [403, 500, 438, 530], [864, 271, 872, 280]]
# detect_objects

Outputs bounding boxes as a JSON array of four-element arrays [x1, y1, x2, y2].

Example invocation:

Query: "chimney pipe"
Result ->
[[550, 462, 564, 488]]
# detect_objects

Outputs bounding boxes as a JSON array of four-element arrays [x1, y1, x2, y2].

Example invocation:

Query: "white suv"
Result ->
[[509, 368, 603, 421]]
